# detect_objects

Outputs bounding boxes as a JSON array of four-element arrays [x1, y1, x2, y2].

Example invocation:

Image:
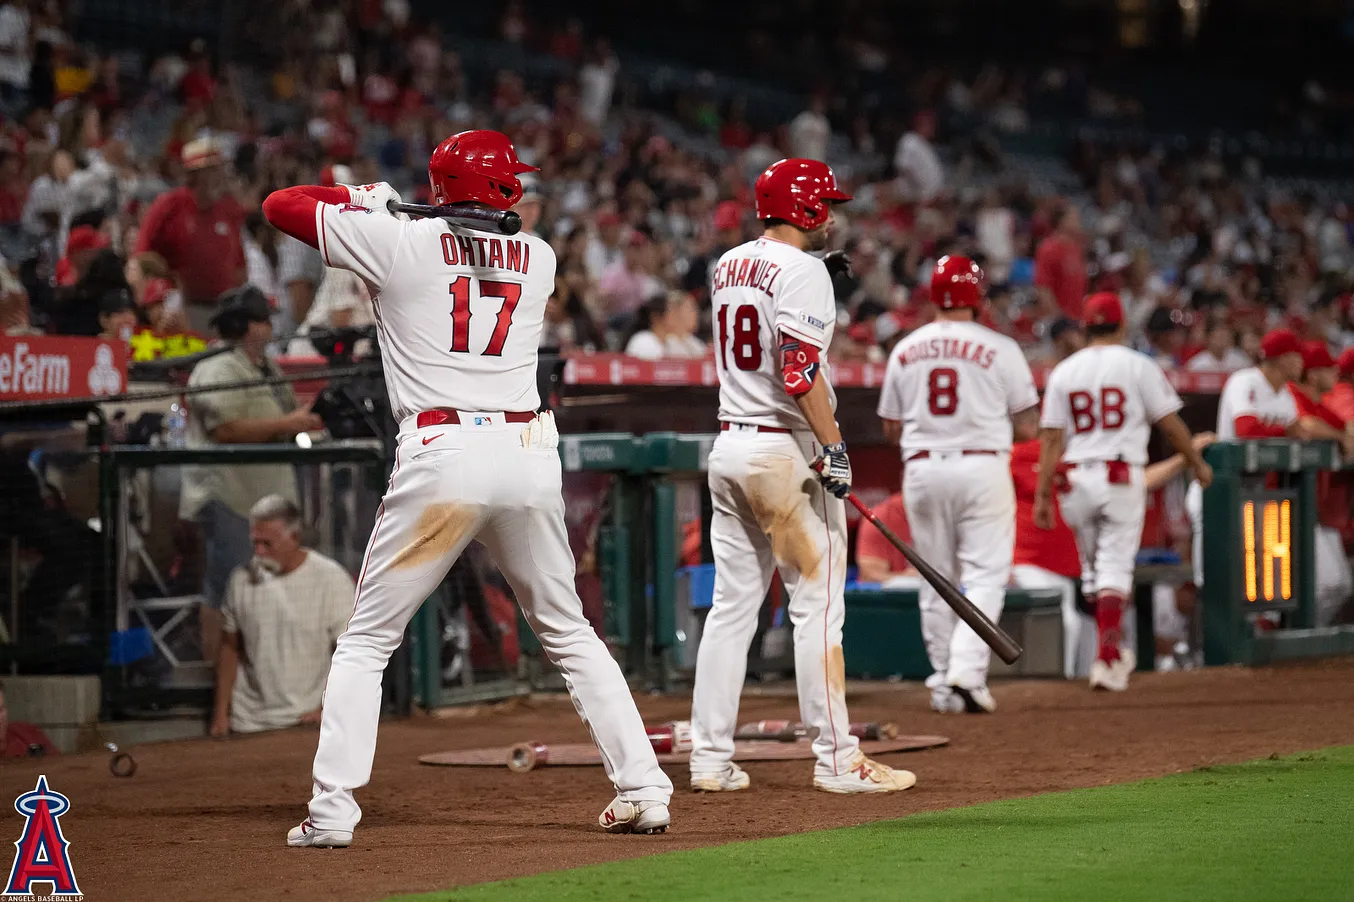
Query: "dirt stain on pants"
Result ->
[[390, 503, 479, 570], [745, 459, 822, 582]]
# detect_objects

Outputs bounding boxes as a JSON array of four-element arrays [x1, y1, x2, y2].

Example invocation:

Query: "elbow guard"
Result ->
[[780, 331, 821, 397]]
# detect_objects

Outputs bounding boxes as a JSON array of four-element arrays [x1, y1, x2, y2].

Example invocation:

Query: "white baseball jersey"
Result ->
[[878, 319, 1038, 454], [1040, 344, 1182, 465], [1215, 366, 1298, 440], [317, 203, 556, 420], [711, 236, 836, 431]]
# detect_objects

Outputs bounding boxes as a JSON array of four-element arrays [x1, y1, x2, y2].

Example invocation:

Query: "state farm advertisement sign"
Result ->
[[0, 335, 127, 401]]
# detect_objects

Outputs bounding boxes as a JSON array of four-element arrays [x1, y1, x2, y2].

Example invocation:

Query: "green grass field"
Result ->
[[390, 746, 1354, 902]]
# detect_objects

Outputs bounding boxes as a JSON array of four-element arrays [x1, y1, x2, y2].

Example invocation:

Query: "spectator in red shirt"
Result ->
[[1034, 205, 1087, 320], [0, 147, 27, 224], [135, 138, 246, 333], [1, 680, 59, 759], [854, 492, 919, 584], [179, 39, 216, 109]]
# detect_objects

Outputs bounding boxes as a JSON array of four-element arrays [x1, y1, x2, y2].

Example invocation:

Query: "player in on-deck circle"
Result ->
[[1035, 292, 1212, 692], [262, 130, 673, 846], [689, 158, 916, 795], [877, 255, 1041, 714]]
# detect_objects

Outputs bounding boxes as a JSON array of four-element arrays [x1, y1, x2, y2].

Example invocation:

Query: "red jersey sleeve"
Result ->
[[134, 191, 176, 255], [1233, 415, 1290, 438]]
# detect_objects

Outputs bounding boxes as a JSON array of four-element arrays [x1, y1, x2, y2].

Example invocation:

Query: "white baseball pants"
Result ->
[[1059, 462, 1146, 598], [690, 426, 860, 777], [902, 452, 1015, 691], [308, 415, 671, 832]]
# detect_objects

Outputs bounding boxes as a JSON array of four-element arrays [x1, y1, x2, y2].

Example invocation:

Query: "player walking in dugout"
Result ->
[[689, 158, 915, 795], [262, 131, 673, 847], [877, 256, 1041, 714], [1035, 292, 1212, 692]]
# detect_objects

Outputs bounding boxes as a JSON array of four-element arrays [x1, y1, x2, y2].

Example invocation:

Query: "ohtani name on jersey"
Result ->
[[440, 234, 531, 273], [900, 337, 996, 369], [712, 257, 782, 296]]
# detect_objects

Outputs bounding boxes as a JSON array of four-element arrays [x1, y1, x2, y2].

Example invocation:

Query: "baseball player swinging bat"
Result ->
[[386, 199, 522, 235], [847, 492, 1022, 665]]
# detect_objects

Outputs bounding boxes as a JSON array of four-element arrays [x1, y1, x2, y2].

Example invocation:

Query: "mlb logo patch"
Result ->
[[474, 416, 492, 426]]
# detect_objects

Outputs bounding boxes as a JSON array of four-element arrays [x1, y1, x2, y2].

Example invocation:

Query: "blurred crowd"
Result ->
[[0, 0, 1350, 376]]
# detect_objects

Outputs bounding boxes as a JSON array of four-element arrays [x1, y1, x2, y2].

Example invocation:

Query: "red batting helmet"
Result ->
[[930, 255, 984, 310], [754, 158, 852, 231], [428, 130, 538, 210]]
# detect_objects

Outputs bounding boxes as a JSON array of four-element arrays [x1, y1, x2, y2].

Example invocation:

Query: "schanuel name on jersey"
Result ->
[[712, 257, 783, 296]]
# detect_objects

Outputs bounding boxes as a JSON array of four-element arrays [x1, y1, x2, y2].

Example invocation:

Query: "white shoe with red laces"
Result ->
[[598, 796, 670, 834], [1090, 647, 1137, 692], [813, 754, 917, 794], [286, 819, 352, 848]]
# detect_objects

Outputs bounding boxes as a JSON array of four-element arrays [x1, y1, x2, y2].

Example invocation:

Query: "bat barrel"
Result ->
[[388, 201, 522, 235]]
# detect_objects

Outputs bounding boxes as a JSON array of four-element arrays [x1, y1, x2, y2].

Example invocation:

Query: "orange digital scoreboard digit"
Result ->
[[1241, 492, 1296, 609]]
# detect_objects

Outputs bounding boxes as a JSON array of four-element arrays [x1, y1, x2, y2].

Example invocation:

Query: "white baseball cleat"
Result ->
[[813, 754, 917, 794], [690, 763, 751, 792], [950, 684, 997, 713], [929, 685, 966, 714], [598, 796, 670, 834], [1089, 648, 1137, 692], [286, 819, 352, 848]]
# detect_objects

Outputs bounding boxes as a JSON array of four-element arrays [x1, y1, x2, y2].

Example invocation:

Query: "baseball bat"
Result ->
[[387, 200, 522, 235], [846, 492, 1022, 665], [734, 720, 899, 742]]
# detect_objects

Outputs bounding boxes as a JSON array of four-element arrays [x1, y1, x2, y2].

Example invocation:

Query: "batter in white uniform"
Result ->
[[689, 158, 915, 795], [1036, 293, 1211, 692], [263, 130, 673, 846], [877, 255, 1040, 714]]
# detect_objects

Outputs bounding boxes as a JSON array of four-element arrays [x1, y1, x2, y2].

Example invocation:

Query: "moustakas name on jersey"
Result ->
[[878, 319, 1037, 454]]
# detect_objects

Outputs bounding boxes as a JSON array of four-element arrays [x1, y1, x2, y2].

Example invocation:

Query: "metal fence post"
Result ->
[[650, 479, 677, 690]]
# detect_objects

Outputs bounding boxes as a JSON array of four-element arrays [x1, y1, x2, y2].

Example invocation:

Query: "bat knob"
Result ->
[[500, 211, 523, 235]]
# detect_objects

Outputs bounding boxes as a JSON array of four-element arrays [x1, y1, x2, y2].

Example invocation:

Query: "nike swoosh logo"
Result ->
[[422, 434, 444, 446]]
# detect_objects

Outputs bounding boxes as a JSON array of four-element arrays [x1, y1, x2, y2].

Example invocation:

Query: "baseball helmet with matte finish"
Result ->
[[754, 158, 852, 231], [428, 130, 538, 210], [931, 255, 984, 310]]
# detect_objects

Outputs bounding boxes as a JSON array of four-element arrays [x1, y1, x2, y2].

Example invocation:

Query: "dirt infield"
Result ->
[[8, 658, 1354, 902]]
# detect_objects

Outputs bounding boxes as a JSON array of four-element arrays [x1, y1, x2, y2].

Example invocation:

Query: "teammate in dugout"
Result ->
[[877, 255, 1041, 715], [1035, 292, 1212, 692], [690, 158, 916, 795], [262, 130, 673, 847], [1186, 329, 1354, 601]]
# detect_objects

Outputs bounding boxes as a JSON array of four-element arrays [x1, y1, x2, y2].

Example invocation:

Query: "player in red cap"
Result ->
[[1326, 347, 1354, 422], [1288, 342, 1354, 624], [263, 131, 674, 845], [878, 255, 1041, 712], [694, 158, 917, 794], [1036, 291, 1212, 691]]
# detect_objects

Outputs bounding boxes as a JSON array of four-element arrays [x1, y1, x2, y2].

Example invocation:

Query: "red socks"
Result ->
[[1095, 591, 1126, 663]]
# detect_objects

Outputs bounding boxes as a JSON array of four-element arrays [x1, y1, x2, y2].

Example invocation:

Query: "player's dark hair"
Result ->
[[1086, 322, 1119, 338]]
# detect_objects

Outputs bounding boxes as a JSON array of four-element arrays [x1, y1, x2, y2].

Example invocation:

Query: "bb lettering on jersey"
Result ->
[[440, 233, 531, 274], [897, 337, 997, 370], [711, 257, 782, 296]]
